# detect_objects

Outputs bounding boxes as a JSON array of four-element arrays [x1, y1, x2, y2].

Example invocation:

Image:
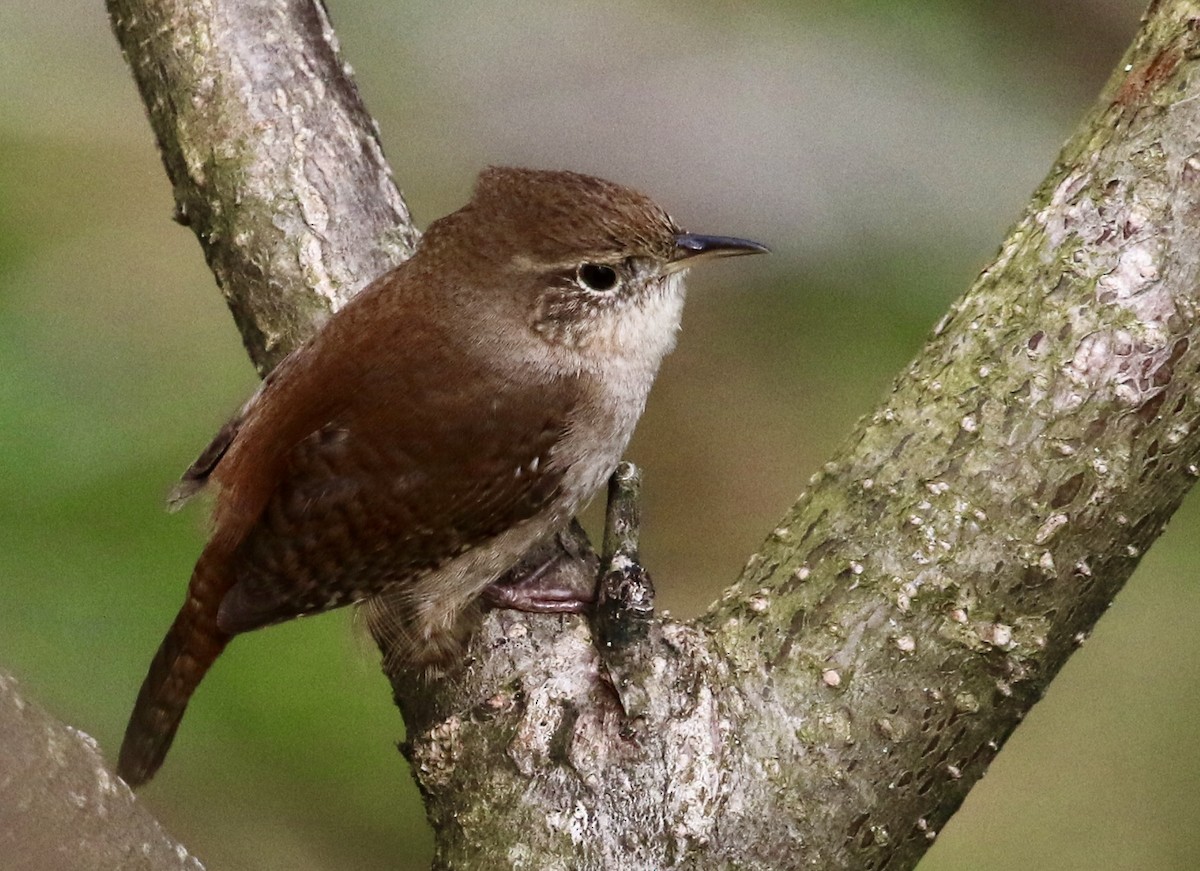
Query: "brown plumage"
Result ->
[[117, 167, 766, 787]]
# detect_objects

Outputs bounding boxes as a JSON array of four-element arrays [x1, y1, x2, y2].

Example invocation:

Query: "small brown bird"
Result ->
[[117, 167, 766, 787]]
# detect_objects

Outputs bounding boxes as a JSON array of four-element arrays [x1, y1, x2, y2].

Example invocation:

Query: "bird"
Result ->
[[116, 166, 766, 787]]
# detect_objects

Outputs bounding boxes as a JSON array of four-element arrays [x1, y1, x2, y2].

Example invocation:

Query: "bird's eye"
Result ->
[[576, 263, 619, 293]]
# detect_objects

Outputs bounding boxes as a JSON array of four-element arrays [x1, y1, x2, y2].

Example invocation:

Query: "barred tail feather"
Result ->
[[117, 546, 233, 787]]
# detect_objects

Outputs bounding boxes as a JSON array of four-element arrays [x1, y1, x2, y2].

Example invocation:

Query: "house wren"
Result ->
[[117, 166, 766, 787]]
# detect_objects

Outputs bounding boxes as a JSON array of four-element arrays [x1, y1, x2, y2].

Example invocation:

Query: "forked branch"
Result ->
[[102, 1, 1200, 869]]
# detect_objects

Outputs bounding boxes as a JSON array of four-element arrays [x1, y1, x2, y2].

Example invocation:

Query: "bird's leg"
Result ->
[[481, 520, 599, 613], [482, 464, 658, 719]]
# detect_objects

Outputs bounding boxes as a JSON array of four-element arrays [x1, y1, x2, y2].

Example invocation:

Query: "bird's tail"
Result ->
[[117, 544, 233, 787]]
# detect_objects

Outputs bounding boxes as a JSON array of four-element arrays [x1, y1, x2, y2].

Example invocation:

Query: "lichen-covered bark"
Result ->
[[72, 0, 1200, 869], [106, 0, 418, 371], [696, 24, 1200, 861]]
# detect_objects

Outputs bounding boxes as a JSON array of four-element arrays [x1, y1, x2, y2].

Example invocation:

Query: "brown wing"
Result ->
[[166, 351, 306, 511], [205, 280, 578, 634], [216, 383, 572, 633]]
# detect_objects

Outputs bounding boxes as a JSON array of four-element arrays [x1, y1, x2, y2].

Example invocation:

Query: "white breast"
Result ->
[[555, 271, 687, 506]]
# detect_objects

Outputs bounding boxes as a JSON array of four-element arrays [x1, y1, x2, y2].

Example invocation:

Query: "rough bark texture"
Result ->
[[0, 670, 204, 871], [106, 0, 418, 372], [36, 0, 1195, 869]]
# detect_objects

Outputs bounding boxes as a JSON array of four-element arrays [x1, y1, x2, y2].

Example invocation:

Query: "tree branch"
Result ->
[[0, 669, 204, 871], [107, 0, 418, 371], [90, 0, 1200, 869]]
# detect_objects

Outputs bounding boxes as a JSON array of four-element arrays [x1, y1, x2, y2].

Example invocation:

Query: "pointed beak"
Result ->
[[669, 233, 770, 272]]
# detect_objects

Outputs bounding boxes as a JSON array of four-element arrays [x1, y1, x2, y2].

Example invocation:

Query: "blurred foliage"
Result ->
[[4, 1, 1198, 869]]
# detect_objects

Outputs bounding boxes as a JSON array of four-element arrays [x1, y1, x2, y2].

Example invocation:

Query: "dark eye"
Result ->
[[576, 262, 619, 292]]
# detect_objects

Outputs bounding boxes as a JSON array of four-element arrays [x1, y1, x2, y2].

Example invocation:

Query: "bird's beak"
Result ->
[[668, 233, 769, 272]]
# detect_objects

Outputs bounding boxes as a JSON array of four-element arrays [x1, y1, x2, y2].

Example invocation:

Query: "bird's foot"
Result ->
[[482, 520, 599, 613]]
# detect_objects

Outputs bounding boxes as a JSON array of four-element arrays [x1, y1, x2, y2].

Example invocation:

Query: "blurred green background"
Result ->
[[3, 0, 1197, 868]]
